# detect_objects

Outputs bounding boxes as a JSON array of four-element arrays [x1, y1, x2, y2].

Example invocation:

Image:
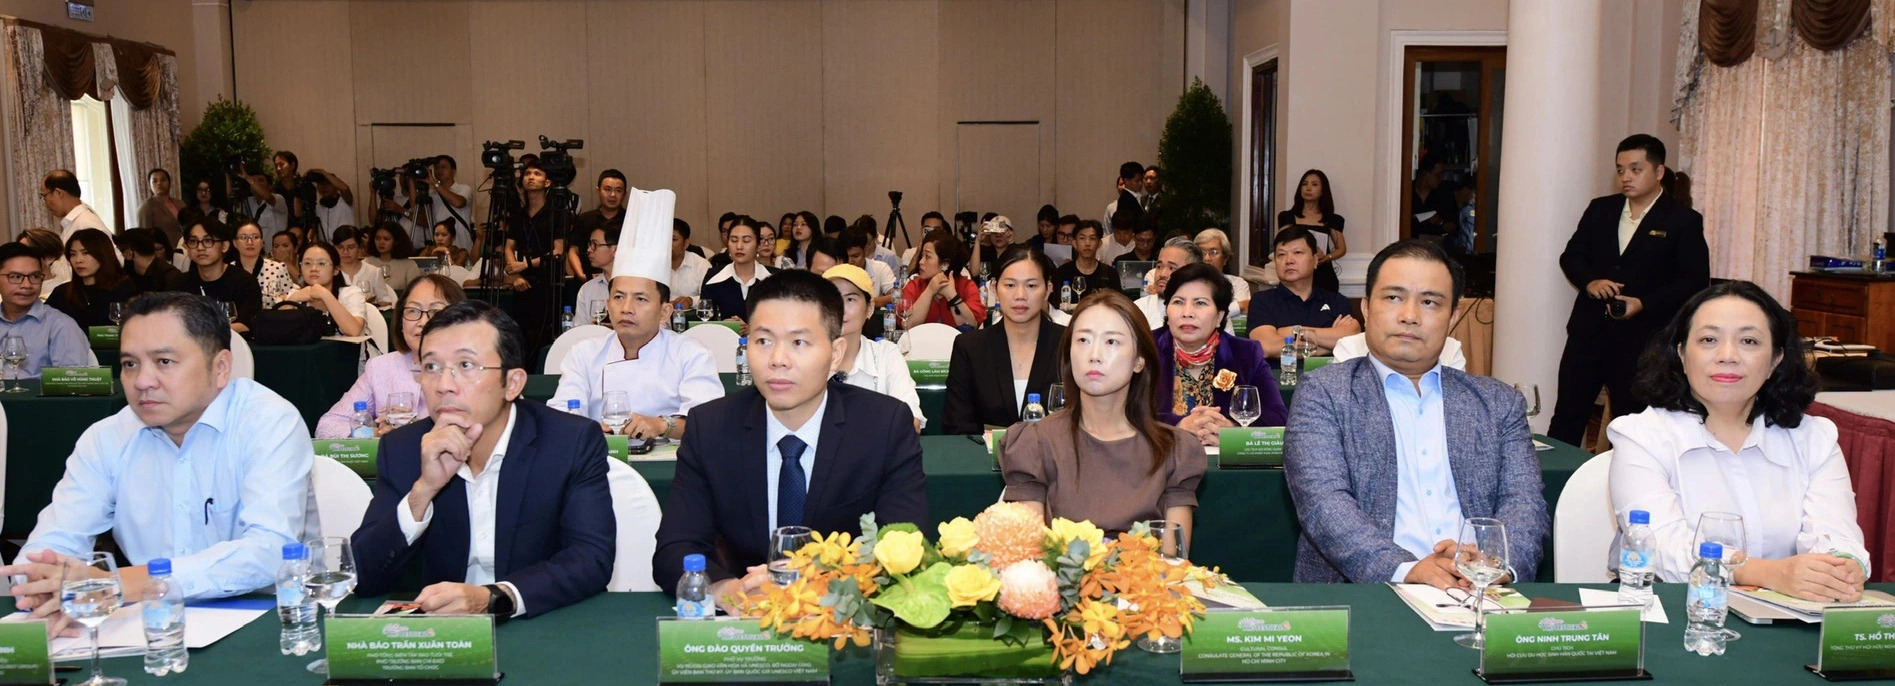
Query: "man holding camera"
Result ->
[[233, 166, 289, 240], [310, 169, 356, 238], [393, 156, 474, 253]]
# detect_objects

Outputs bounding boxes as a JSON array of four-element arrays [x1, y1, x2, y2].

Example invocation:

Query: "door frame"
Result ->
[[1375, 30, 1505, 258], [1237, 44, 1278, 269]]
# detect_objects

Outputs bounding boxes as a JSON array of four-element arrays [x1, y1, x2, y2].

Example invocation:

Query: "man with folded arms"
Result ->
[[3, 292, 315, 635], [353, 300, 614, 618], [1284, 240, 1547, 586]]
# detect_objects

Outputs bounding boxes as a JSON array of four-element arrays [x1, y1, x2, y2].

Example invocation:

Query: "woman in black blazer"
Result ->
[[942, 248, 1065, 435]]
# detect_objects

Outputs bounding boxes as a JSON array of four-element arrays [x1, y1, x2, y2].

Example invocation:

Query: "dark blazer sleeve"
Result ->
[[1633, 207, 1709, 324], [1558, 198, 1610, 290], [872, 401, 930, 527], [941, 334, 984, 435], [652, 403, 733, 592], [350, 424, 427, 598], [501, 424, 615, 617]]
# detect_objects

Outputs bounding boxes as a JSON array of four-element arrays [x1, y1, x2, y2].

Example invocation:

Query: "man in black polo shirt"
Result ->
[[1247, 226, 1360, 360]]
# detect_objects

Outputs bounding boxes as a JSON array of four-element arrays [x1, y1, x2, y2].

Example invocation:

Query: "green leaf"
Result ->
[[991, 614, 1014, 642], [871, 562, 954, 629]]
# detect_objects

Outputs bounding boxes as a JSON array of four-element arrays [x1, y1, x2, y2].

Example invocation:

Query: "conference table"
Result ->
[[88, 581, 1866, 685]]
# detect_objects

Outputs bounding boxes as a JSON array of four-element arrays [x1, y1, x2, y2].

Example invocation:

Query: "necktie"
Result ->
[[777, 435, 809, 528]]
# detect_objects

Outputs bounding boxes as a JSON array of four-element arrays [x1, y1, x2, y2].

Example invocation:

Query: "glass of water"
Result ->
[[769, 526, 813, 586], [107, 302, 124, 327], [0, 335, 27, 393], [1512, 382, 1541, 418], [1230, 385, 1262, 427], [1453, 517, 1511, 650], [304, 537, 357, 674], [1136, 519, 1190, 654], [61, 552, 124, 686], [384, 392, 416, 428], [601, 391, 633, 433], [695, 299, 713, 323], [589, 301, 607, 326], [221, 301, 238, 325], [1044, 383, 1067, 414]]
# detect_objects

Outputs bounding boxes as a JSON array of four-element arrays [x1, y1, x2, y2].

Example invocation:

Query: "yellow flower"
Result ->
[[944, 564, 1001, 607], [1047, 518, 1108, 569], [1213, 369, 1237, 391], [937, 517, 980, 558], [801, 531, 856, 569], [874, 530, 925, 576]]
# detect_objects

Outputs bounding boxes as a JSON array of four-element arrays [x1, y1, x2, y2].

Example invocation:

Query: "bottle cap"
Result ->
[[564, 306, 573, 312], [1628, 510, 1649, 525], [739, 337, 748, 344], [567, 399, 581, 410], [1698, 542, 1722, 560], [682, 554, 706, 573], [1027, 393, 1040, 403], [148, 558, 171, 576], [1285, 336, 1296, 344], [282, 542, 307, 560], [353, 401, 368, 411]]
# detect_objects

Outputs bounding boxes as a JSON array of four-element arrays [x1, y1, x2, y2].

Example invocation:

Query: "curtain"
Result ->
[[124, 55, 180, 223], [1700, 0, 1760, 66], [3, 24, 76, 237], [1675, 0, 1890, 301], [1793, 0, 1874, 49]]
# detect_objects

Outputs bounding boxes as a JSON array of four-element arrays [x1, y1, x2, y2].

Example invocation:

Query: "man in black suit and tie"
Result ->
[[653, 269, 929, 609], [1548, 134, 1710, 445], [353, 300, 615, 619]]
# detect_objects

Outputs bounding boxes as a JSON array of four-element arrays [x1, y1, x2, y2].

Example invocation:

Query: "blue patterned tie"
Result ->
[[777, 435, 809, 528]]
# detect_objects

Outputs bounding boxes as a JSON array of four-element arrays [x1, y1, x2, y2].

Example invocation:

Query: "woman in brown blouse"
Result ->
[[998, 289, 1208, 542]]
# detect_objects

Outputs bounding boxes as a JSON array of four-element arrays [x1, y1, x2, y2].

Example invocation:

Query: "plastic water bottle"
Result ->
[[675, 554, 713, 619], [1060, 281, 1074, 311], [671, 303, 688, 333], [882, 305, 899, 341], [349, 402, 375, 438], [1684, 542, 1729, 656], [1280, 336, 1300, 386], [142, 558, 187, 676], [1617, 510, 1655, 609], [277, 542, 321, 656], [734, 337, 752, 387], [565, 399, 584, 416], [561, 306, 575, 332], [1875, 235, 1888, 273], [1021, 394, 1046, 422]]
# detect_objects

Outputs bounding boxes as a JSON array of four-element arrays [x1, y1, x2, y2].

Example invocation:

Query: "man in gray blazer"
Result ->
[[1284, 240, 1547, 586]]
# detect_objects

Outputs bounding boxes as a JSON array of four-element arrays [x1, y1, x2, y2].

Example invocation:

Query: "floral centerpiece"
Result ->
[[734, 502, 1219, 683]]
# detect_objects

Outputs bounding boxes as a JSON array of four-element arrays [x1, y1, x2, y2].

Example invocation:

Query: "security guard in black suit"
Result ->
[[1548, 135, 1710, 445]]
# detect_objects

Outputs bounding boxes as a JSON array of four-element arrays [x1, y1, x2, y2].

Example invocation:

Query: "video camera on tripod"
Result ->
[[369, 168, 399, 200], [224, 155, 252, 203], [481, 140, 525, 182], [536, 135, 583, 188]]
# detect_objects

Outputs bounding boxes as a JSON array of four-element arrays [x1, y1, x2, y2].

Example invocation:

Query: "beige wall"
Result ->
[[1229, 0, 1288, 257], [226, 0, 1187, 249]]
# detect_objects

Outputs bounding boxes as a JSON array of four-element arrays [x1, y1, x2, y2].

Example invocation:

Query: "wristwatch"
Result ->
[[662, 415, 678, 438], [482, 584, 515, 622]]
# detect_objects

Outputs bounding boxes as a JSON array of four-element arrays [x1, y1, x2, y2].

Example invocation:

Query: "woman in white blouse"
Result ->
[[822, 263, 925, 432], [1608, 281, 1866, 602], [287, 241, 369, 337], [331, 225, 396, 307]]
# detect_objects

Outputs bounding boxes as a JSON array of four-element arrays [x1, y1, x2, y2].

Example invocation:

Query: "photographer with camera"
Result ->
[[392, 156, 474, 253], [309, 169, 356, 237], [228, 155, 290, 240], [507, 161, 567, 353]]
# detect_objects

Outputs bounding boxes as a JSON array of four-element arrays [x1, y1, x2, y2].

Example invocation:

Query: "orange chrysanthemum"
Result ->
[[974, 502, 1048, 568]]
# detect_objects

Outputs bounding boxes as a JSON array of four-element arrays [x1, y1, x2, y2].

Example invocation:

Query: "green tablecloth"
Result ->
[[0, 380, 125, 535], [85, 581, 1868, 685], [251, 340, 361, 429]]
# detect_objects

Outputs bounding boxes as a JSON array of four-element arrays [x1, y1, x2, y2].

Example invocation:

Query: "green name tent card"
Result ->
[[314, 439, 379, 478], [325, 614, 500, 685], [1182, 606, 1352, 682], [607, 435, 630, 461], [688, 320, 744, 335], [986, 428, 1007, 471], [0, 621, 54, 685], [907, 359, 950, 385], [1301, 356, 1334, 373], [1477, 607, 1647, 684], [38, 367, 112, 396], [656, 617, 830, 684], [1232, 314, 1249, 337], [1218, 427, 1285, 469], [85, 326, 119, 347], [1809, 607, 1895, 680]]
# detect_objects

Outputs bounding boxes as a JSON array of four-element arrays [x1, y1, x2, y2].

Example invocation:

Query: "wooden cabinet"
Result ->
[[1790, 272, 1895, 351]]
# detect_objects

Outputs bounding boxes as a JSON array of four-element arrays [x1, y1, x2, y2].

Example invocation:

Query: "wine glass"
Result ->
[[1044, 383, 1067, 414], [1513, 382, 1541, 419], [384, 392, 416, 428], [60, 552, 124, 686], [601, 391, 632, 433], [1452, 518, 1511, 649], [1230, 385, 1262, 427], [304, 537, 357, 674], [1696, 512, 1747, 641], [107, 302, 123, 327], [589, 301, 607, 326], [769, 526, 813, 586], [1072, 275, 1089, 300], [221, 301, 238, 325], [1136, 519, 1190, 654], [0, 335, 27, 393], [695, 299, 713, 323]]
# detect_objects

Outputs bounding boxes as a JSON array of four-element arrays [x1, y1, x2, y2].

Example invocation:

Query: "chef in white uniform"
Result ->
[[547, 186, 723, 440]]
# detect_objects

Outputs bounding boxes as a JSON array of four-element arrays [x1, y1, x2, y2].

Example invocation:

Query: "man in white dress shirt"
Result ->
[[549, 186, 724, 440], [669, 218, 711, 308], [572, 222, 619, 326], [41, 170, 120, 261]]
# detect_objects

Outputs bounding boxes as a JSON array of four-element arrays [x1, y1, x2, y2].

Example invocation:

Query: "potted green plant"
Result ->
[[180, 96, 273, 207], [1153, 78, 1233, 239]]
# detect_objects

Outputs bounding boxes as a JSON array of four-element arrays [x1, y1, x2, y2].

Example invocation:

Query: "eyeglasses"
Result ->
[[416, 360, 507, 381], [235, 235, 263, 243], [1202, 248, 1224, 257], [1, 273, 45, 285], [184, 238, 223, 248], [301, 260, 333, 268], [587, 241, 616, 250], [401, 306, 448, 322]]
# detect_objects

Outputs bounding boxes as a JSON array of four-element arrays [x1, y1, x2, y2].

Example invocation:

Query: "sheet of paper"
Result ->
[[1532, 439, 1554, 452], [1412, 210, 1438, 223], [1388, 583, 1529, 632], [1577, 588, 1668, 624], [8, 602, 269, 660], [1729, 588, 1895, 623], [1043, 244, 1073, 265], [625, 443, 680, 462]]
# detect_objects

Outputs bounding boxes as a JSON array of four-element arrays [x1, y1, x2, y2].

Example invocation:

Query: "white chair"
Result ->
[[1553, 450, 1617, 583], [361, 303, 391, 356], [311, 454, 373, 541], [606, 459, 663, 592], [682, 324, 740, 373], [544, 325, 612, 374], [229, 332, 255, 379], [899, 323, 960, 361]]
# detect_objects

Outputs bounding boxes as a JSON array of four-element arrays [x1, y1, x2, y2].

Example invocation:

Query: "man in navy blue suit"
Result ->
[[654, 269, 928, 610], [353, 300, 615, 619]]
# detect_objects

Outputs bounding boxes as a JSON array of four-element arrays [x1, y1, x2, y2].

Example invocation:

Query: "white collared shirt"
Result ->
[[1617, 196, 1653, 254], [396, 404, 526, 616], [60, 204, 120, 261], [547, 328, 724, 421], [573, 275, 609, 325], [704, 263, 772, 299], [766, 393, 828, 533], [316, 199, 356, 237], [1367, 354, 1461, 582], [671, 251, 711, 300], [840, 337, 925, 429], [341, 262, 396, 306], [1607, 406, 1869, 582]]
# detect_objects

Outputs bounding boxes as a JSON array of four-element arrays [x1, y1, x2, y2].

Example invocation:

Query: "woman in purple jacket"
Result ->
[[1154, 263, 1287, 445]]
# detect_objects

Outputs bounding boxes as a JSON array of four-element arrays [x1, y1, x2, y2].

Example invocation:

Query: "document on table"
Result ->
[[1389, 583, 1529, 631], [1532, 439, 1554, 452], [4, 601, 269, 661], [625, 442, 680, 462], [1577, 588, 1669, 624], [1729, 587, 1895, 623]]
